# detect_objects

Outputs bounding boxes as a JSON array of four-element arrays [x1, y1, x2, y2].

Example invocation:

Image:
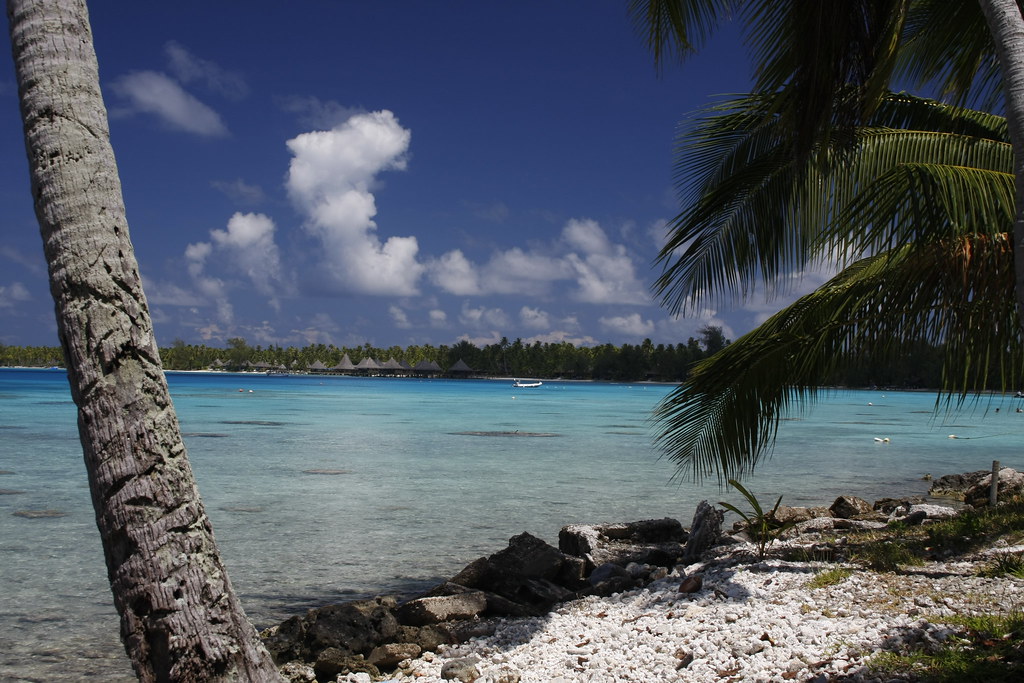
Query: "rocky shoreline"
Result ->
[[265, 468, 1024, 682]]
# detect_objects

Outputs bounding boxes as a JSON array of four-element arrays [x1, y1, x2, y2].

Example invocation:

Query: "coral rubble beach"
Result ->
[[270, 469, 1024, 682]]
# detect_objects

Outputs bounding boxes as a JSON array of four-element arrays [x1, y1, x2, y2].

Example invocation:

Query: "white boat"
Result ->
[[512, 379, 543, 388]]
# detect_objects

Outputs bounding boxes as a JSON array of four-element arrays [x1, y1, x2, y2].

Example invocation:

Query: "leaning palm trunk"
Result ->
[[978, 0, 1024, 332], [6, 0, 282, 680]]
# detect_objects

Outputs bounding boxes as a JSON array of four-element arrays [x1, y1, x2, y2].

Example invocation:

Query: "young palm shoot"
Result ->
[[720, 479, 795, 560]]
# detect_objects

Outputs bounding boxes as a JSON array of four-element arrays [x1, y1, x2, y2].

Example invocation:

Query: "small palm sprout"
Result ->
[[719, 479, 796, 559]]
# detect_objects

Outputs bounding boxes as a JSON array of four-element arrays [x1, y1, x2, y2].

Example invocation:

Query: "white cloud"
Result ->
[[519, 306, 550, 330], [286, 110, 423, 296], [561, 219, 650, 305], [599, 313, 655, 337], [164, 41, 248, 100], [111, 71, 228, 136], [184, 240, 232, 324], [389, 305, 412, 328], [524, 330, 599, 346], [429, 249, 480, 295], [210, 212, 284, 299], [459, 301, 508, 329], [0, 281, 31, 308], [563, 218, 612, 255], [429, 218, 650, 305], [479, 247, 569, 296], [429, 309, 448, 327]]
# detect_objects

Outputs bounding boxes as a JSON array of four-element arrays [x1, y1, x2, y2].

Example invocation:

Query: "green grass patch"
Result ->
[[867, 611, 1024, 682], [979, 551, 1024, 579], [806, 567, 852, 588]]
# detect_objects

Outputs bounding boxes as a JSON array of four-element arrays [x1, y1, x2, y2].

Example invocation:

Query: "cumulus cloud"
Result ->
[[111, 71, 228, 136], [519, 306, 550, 330], [599, 312, 655, 337], [429, 218, 649, 305], [210, 212, 284, 300], [182, 212, 289, 317], [164, 41, 248, 100], [286, 110, 424, 296], [429, 250, 480, 295], [459, 302, 509, 330]]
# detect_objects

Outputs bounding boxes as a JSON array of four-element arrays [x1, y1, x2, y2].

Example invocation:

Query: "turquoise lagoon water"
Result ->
[[1, 368, 1022, 681]]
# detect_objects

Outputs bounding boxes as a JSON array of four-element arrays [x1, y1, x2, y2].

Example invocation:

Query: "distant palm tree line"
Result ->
[[1, 326, 947, 386]]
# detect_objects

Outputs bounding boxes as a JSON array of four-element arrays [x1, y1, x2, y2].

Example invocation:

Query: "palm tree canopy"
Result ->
[[652, 93, 1020, 482]]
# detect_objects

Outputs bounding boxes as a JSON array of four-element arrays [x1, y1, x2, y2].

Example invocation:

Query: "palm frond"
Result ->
[[654, 236, 1022, 483], [626, 0, 736, 69], [897, 0, 1004, 111], [655, 93, 1013, 314]]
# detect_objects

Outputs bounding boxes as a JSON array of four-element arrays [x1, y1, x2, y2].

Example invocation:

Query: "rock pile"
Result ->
[[266, 470, 1022, 682]]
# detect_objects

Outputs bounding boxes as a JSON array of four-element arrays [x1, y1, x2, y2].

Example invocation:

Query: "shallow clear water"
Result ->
[[1, 369, 1021, 681]]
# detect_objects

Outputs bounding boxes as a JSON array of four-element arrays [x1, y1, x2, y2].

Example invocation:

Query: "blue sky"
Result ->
[[0, 1, 820, 350]]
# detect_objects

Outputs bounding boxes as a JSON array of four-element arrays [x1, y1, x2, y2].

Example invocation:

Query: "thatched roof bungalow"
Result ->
[[447, 358, 474, 376], [332, 354, 355, 374]]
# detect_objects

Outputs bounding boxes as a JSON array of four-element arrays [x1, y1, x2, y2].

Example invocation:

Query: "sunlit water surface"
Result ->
[[1, 369, 1020, 680]]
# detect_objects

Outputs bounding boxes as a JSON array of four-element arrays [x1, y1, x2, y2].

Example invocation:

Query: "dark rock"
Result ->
[[263, 615, 308, 663], [396, 624, 453, 652], [263, 596, 399, 663], [313, 648, 379, 681], [397, 592, 487, 626], [829, 495, 874, 519], [929, 471, 989, 499], [442, 532, 584, 614], [873, 497, 925, 514], [490, 532, 566, 580], [678, 574, 703, 594], [682, 501, 724, 564], [588, 561, 629, 586], [771, 505, 814, 525], [442, 619, 498, 643], [441, 656, 481, 682], [306, 597, 399, 656], [367, 642, 421, 669]]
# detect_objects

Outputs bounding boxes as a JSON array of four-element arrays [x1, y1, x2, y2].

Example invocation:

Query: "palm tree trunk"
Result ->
[[5, 0, 282, 680], [979, 0, 1024, 332]]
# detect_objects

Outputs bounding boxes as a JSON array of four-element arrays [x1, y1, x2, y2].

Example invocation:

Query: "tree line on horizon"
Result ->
[[0, 325, 945, 387]]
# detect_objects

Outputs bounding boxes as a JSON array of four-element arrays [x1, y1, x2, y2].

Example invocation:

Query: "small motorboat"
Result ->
[[512, 379, 543, 388]]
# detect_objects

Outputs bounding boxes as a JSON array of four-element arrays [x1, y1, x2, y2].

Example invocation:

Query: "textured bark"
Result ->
[[6, 1, 283, 680], [979, 0, 1024, 333]]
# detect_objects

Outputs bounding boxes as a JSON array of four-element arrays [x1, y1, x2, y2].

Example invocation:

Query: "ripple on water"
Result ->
[[450, 431, 560, 437], [13, 510, 66, 519]]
